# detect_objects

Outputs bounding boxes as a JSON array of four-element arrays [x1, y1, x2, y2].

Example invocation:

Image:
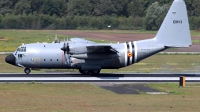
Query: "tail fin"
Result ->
[[155, 0, 192, 47]]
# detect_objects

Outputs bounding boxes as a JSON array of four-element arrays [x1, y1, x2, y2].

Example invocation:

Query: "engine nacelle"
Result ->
[[69, 46, 87, 54], [69, 46, 100, 54]]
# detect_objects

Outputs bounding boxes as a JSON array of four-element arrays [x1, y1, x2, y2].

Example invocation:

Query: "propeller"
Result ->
[[61, 37, 71, 66], [61, 37, 70, 54]]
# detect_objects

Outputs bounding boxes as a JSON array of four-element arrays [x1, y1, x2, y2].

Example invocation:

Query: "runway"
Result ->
[[0, 73, 200, 82]]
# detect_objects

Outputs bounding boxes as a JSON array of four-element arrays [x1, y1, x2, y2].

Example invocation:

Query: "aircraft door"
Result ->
[[32, 58, 40, 68]]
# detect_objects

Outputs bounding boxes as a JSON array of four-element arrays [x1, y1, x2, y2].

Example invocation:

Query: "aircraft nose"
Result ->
[[5, 54, 16, 65]]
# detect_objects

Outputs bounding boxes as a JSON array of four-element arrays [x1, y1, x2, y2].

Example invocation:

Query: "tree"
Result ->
[[145, 2, 169, 30], [67, 0, 92, 16], [30, 0, 43, 14], [42, 0, 67, 17], [0, 0, 15, 15], [111, 0, 129, 16], [91, 0, 116, 16], [14, 0, 32, 15], [127, 0, 149, 17], [185, 0, 200, 16], [193, 0, 200, 16]]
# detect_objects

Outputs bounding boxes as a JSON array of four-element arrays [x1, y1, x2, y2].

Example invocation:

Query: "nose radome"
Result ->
[[5, 54, 16, 65]]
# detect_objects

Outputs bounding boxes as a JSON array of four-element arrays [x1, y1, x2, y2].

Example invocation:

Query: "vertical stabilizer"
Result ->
[[155, 0, 192, 47]]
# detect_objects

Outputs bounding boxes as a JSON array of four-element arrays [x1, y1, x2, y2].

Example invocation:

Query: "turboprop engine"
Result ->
[[61, 43, 107, 55], [67, 46, 93, 54], [61, 45, 91, 54]]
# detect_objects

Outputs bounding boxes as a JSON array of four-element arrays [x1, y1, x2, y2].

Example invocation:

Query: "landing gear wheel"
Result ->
[[90, 70, 100, 75], [82, 70, 89, 75], [79, 69, 83, 74], [24, 68, 31, 74], [79, 69, 89, 75]]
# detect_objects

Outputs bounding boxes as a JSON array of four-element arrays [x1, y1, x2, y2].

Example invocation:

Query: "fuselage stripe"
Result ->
[[126, 42, 130, 66], [131, 42, 135, 64], [129, 42, 132, 65], [133, 41, 137, 63]]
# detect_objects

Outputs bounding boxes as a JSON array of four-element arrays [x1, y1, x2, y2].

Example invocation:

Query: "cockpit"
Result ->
[[16, 47, 26, 52], [14, 46, 27, 57]]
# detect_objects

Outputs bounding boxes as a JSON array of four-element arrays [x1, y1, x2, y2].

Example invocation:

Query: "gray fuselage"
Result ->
[[13, 39, 166, 71]]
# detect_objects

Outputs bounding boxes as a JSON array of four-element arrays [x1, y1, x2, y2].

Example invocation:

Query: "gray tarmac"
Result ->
[[0, 72, 199, 94]]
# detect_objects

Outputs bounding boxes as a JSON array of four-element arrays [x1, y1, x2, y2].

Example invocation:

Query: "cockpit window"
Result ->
[[17, 47, 26, 52]]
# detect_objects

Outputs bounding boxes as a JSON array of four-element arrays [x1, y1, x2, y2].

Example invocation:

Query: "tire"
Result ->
[[24, 68, 31, 74], [90, 70, 100, 75], [79, 69, 83, 74], [82, 70, 89, 75], [79, 69, 89, 75]]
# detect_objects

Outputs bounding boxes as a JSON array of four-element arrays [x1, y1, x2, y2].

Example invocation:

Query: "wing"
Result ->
[[69, 44, 118, 54], [70, 38, 96, 44], [86, 45, 118, 53]]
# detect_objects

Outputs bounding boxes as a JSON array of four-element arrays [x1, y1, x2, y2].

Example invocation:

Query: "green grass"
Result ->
[[192, 40, 200, 44], [0, 83, 200, 112], [191, 30, 200, 37], [80, 29, 158, 34], [149, 83, 187, 94]]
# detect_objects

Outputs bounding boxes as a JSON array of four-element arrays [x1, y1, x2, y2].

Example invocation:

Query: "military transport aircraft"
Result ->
[[5, 0, 192, 74]]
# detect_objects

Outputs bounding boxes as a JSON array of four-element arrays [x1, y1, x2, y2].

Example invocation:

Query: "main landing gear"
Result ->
[[79, 69, 100, 75], [24, 68, 31, 74]]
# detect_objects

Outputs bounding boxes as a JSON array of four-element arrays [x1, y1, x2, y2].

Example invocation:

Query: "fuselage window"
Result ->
[[57, 59, 59, 61], [50, 59, 52, 61], [44, 59, 46, 61], [18, 54, 22, 59]]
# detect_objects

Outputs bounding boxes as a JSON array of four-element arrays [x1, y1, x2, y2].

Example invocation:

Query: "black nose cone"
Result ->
[[5, 54, 16, 65]]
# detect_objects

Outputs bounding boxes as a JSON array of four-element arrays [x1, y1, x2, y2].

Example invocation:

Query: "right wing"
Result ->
[[70, 38, 96, 44]]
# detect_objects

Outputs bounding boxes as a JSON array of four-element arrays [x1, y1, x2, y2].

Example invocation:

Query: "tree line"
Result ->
[[0, 0, 200, 30]]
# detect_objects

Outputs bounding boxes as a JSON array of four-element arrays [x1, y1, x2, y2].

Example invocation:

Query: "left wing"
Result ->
[[69, 44, 118, 54], [86, 45, 118, 53]]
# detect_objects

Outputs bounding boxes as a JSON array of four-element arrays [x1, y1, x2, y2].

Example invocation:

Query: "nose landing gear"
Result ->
[[24, 68, 31, 74]]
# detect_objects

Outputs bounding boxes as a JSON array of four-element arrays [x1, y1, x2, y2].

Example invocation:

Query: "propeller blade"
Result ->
[[61, 36, 71, 54], [66, 43, 70, 53]]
